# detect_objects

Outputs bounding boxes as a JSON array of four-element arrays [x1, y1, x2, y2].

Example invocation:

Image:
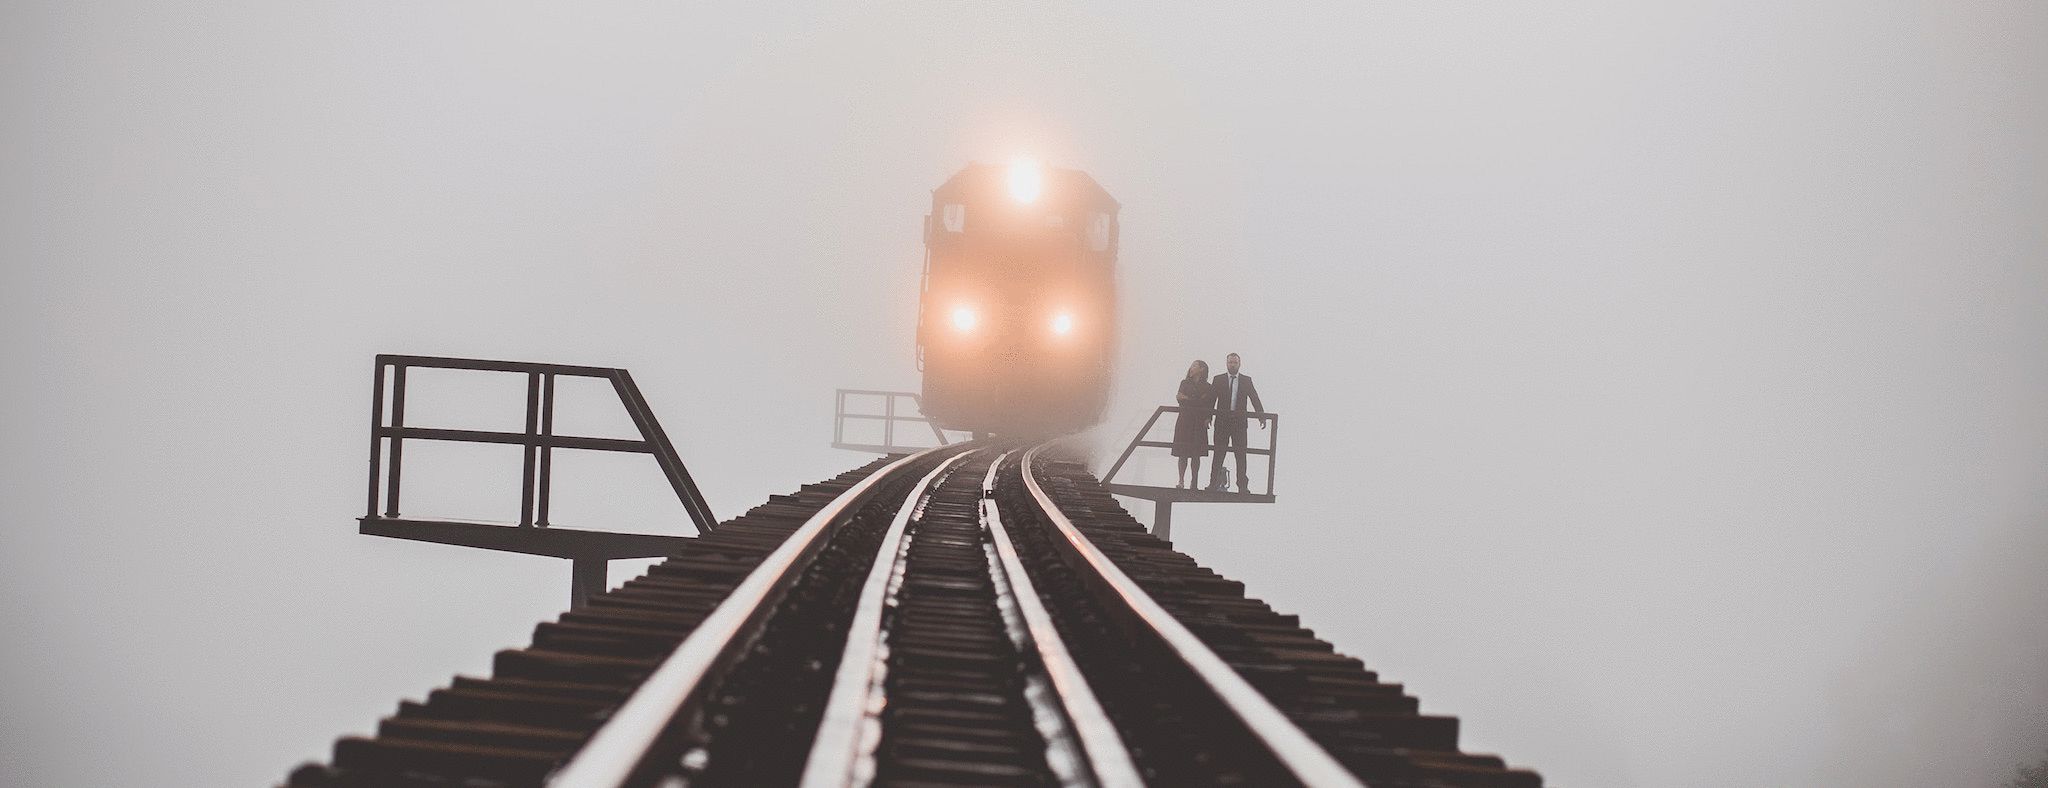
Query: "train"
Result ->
[[916, 160, 1120, 436]]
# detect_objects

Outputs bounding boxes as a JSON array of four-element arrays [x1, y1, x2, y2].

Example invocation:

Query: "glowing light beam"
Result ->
[[1008, 157, 1043, 203]]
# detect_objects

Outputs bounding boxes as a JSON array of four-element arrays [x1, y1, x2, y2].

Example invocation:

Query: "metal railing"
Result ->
[[1101, 405, 1281, 496], [365, 354, 717, 533], [832, 388, 951, 454]]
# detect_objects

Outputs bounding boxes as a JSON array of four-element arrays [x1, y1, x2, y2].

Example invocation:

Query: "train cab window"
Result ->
[[1087, 213, 1112, 252], [942, 203, 966, 233]]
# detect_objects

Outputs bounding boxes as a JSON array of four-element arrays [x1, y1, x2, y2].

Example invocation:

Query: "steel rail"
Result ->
[[1020, 445, 1365, 788], [979, 452, 1146, 788], [798, 450, 979, 788], [549, 444, 960, 788]]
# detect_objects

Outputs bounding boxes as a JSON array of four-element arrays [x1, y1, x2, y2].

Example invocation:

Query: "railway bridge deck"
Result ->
[[288, 439, 1542, 787]]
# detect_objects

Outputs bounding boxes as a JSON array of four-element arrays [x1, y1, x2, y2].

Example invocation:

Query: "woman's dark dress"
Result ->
[[1171, 378, 1212, 458]]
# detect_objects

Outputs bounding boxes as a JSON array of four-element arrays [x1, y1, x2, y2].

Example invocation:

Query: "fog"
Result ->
[[5, 3, 2045, 786]]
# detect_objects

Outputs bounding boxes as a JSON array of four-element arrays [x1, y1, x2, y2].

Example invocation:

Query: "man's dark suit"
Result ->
[[1207, 372, 1266, 491]]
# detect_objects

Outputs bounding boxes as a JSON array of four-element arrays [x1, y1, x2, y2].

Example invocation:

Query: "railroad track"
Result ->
[[289, 443, 1540, 787]]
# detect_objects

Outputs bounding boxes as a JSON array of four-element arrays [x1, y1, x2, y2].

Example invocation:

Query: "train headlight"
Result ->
[[951, 305, 978, 332], [1050, 312, 1074, 336], [1008, 157, 1042, 204]]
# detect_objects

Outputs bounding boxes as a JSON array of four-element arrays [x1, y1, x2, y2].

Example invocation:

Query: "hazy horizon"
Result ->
[[5, 3, 2046, 786]]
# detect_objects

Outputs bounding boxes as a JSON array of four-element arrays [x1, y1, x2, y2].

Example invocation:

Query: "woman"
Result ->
[[1171, 360, 1212, 488]]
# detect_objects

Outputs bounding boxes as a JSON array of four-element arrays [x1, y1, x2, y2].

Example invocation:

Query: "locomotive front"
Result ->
[[917, 160, 1119, 436]]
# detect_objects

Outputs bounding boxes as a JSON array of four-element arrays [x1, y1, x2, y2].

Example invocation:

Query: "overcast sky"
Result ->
[[4, 3, 2046, 786]]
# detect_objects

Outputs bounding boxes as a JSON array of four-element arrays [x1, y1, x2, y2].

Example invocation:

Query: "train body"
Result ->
[[917, 161, 1119, 436]]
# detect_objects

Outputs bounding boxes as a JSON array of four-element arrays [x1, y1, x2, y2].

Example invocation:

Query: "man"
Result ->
[[1206, 352, 1268, 493]]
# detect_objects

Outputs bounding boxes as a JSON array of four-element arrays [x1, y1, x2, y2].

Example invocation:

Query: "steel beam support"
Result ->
[[571, 558, 607, 609]]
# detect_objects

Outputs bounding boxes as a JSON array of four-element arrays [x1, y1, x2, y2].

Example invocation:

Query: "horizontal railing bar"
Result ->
[[834, 388, 927, 398], [375, 354, 621, 378], [376, 426, 653, 453], [836, 414, 936, 422], [831, 443, 944, 455], [1154, 404, 1278, 415], [1131, 440, 1273, 456]]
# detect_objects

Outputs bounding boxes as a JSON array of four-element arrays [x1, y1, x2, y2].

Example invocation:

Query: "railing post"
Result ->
[[519, 371, 540, 527], [366, 360, 386, 519], [916, 394, 947, 445], [537, 373, 555, 527], [571, 558, 606, 609], [1267, 414, 1279, 496], [884, 394, 897, 452], [384, 365, 407, 518]]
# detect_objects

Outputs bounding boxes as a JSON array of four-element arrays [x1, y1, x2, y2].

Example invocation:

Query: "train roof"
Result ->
[[934, 162, 1120, 212]]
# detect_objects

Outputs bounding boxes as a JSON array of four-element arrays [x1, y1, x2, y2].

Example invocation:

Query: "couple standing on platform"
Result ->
[[1171, 352, 1269, 493]]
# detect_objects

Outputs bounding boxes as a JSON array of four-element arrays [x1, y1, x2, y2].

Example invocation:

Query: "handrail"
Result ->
[[1101, 405, 1281, 496], [364, 354, 717, 534], [1022, 446, 1359, 787], [833, 388, 950, 454]]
